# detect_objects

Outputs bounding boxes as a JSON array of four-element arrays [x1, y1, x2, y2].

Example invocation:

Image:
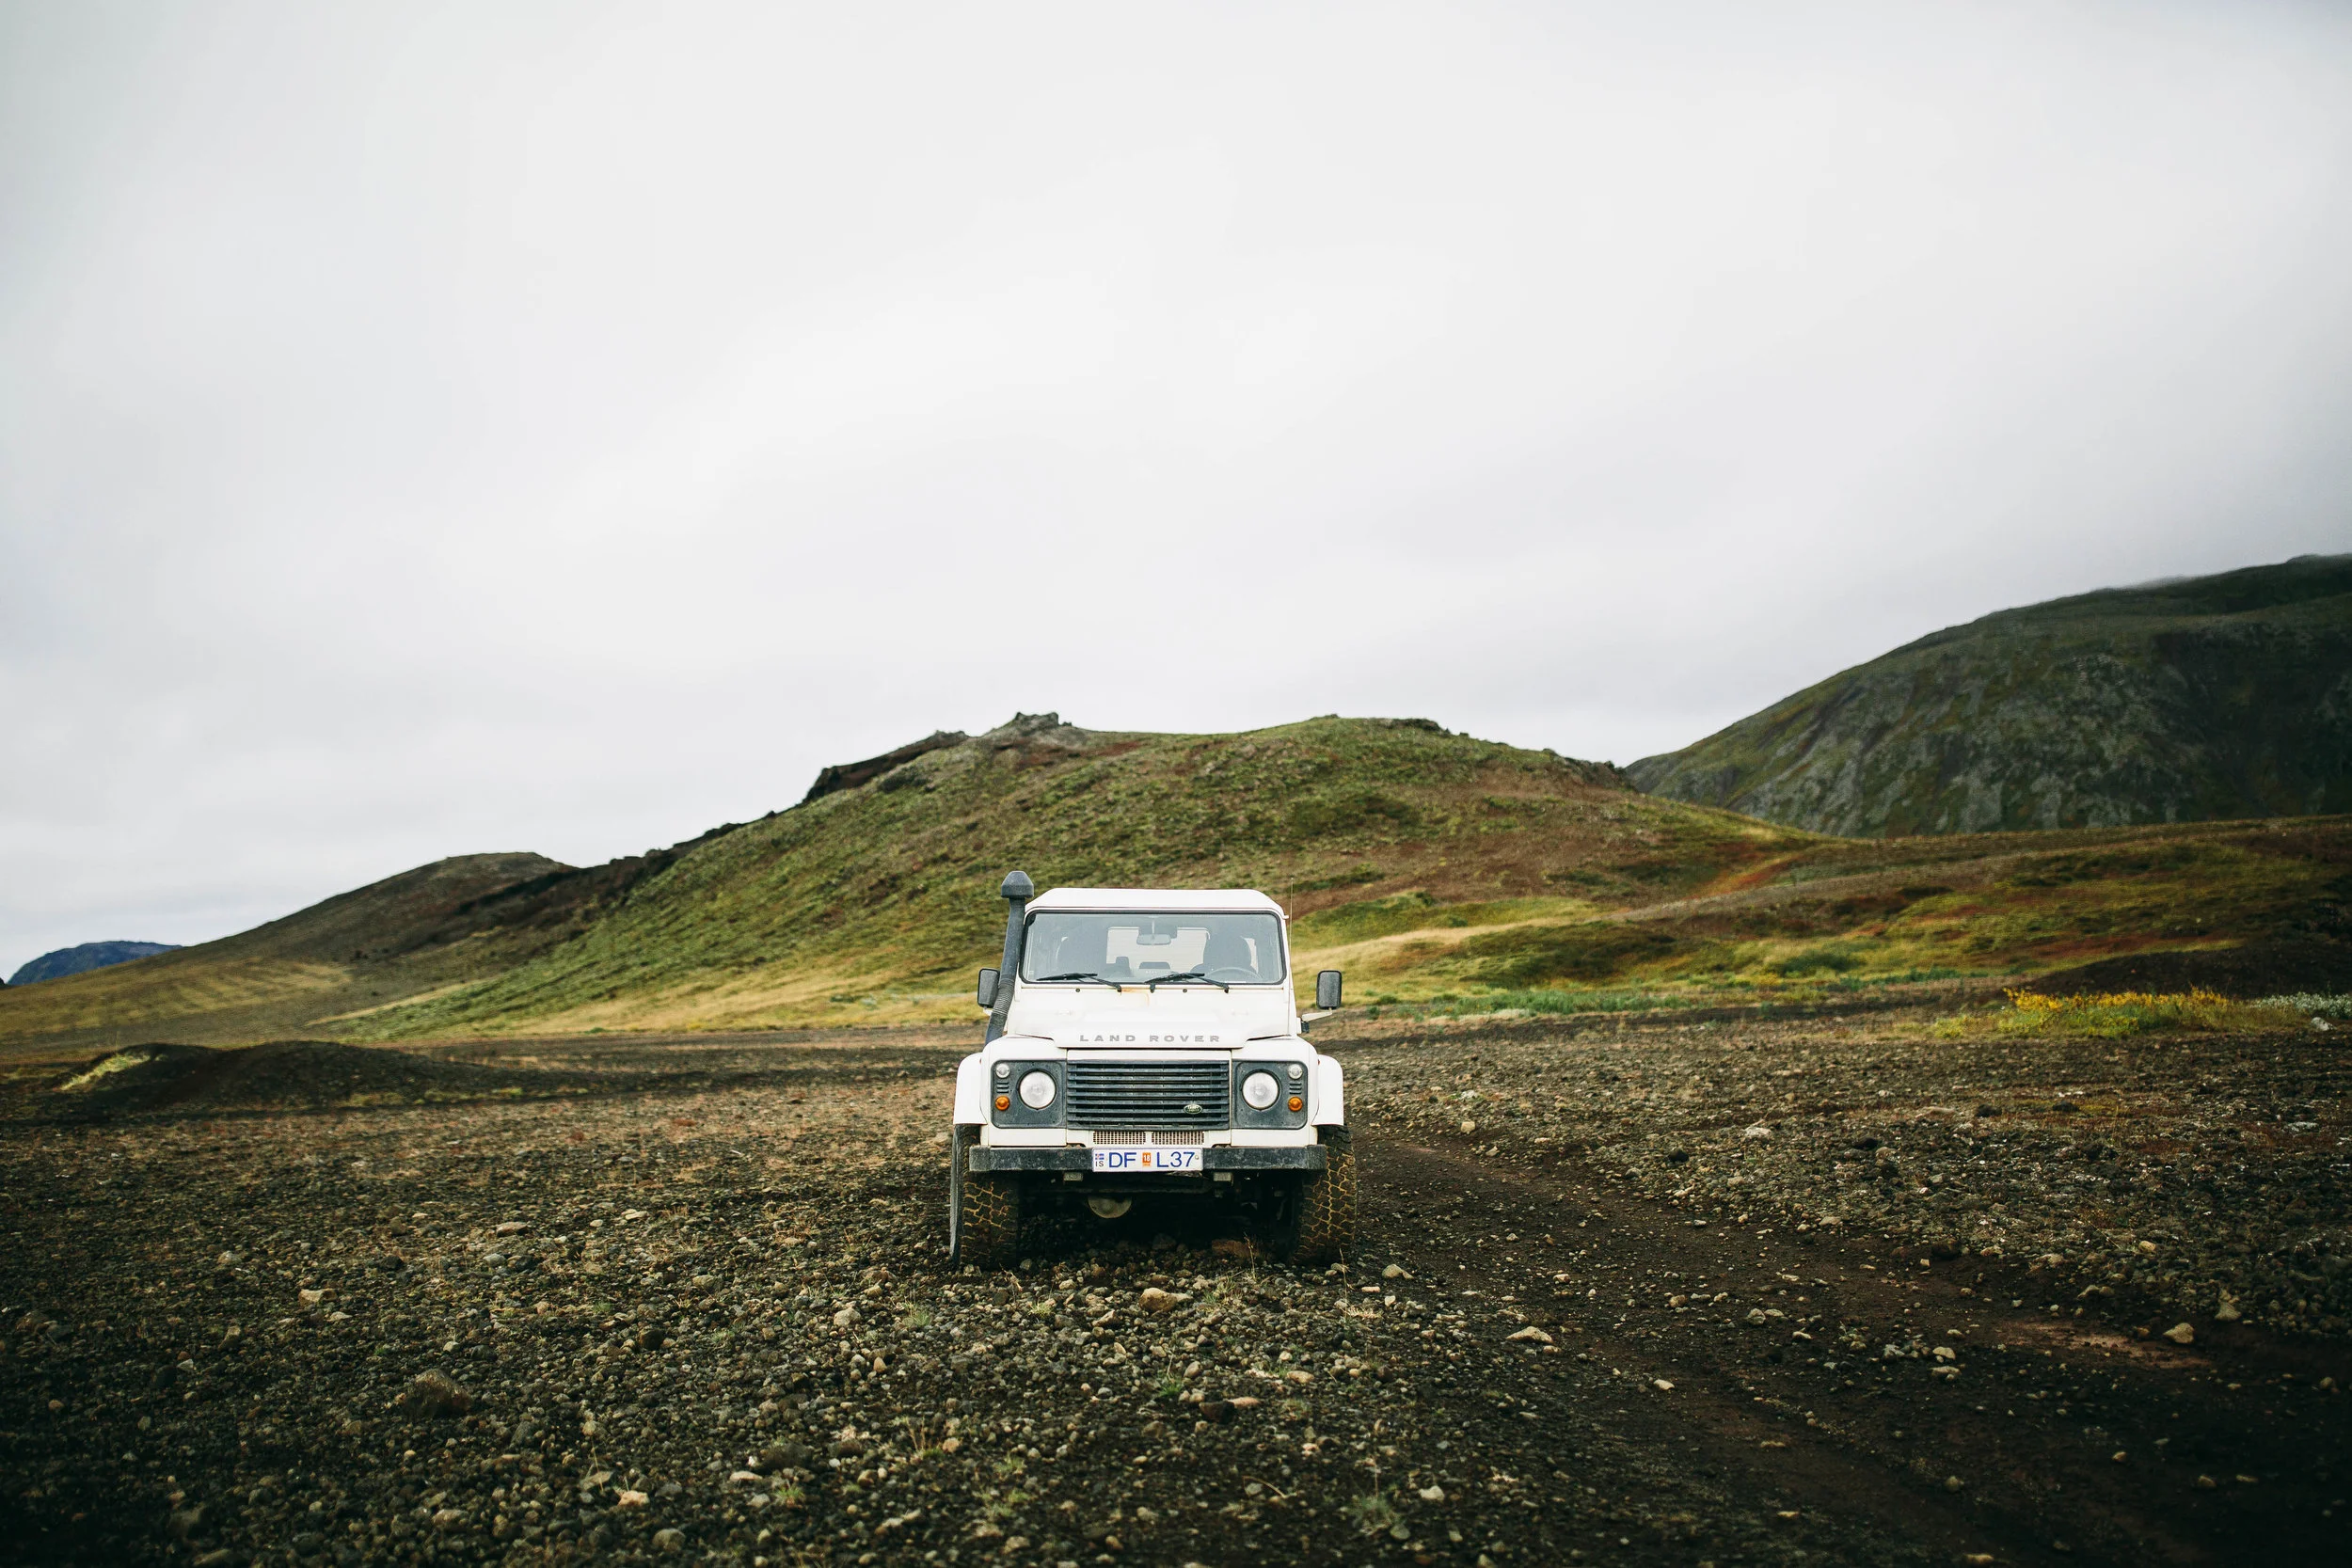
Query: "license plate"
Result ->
[[1089, 1147, 1203, 1175]]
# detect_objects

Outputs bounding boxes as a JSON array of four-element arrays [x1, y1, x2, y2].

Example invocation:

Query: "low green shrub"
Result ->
[[1769, 944, 1866, 977]]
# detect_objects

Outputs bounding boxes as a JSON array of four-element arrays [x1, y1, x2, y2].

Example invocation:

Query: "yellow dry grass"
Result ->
[[0, 957, 350, 1041], [1997, 987, 2241, 1038]]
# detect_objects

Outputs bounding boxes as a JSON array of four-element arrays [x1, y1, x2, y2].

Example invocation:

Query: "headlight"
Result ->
[[1018, 1070, 1057, 1110], [1241, 1070, 1279, 1110]]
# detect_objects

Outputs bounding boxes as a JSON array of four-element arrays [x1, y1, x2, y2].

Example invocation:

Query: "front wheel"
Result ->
[[1278, 1127, 1356, 1266], [948, 1125, 1021, 1268]]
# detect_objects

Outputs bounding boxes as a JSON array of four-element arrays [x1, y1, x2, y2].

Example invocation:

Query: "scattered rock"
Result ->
[[2163, 1323, 2195, 1345], [8, 997, 2328, 1565], [394, 1370, 471, 1418]]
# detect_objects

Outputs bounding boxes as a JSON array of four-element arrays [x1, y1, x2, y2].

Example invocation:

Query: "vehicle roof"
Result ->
[[1027, 886, 1284, 914]]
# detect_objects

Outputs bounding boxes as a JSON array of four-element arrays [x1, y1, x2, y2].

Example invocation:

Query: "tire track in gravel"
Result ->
[[1361, 1137, 2034, 1566], [1359, 1133, 2350, 1567]]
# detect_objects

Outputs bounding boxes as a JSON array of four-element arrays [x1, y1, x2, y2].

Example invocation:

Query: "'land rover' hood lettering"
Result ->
[[1071, 1032, 1224, 1044]]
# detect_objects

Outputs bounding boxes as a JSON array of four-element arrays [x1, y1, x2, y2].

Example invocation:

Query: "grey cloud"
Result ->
[[4, 0, 2350, 969]]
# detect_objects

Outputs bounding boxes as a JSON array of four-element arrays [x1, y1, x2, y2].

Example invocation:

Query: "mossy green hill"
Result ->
[[357, 714, 1795, 1036], [1630, 554, 2352, 836], [6, 713, 2347, 1053]]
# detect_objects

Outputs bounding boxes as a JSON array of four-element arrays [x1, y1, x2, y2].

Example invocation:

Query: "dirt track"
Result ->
[[1, 1010, 2346, 1566]]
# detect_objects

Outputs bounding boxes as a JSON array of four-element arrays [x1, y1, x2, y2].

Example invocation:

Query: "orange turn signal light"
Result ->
[[993, 1094, 1011, 1111], [1287, 1095, 1305, 1112]]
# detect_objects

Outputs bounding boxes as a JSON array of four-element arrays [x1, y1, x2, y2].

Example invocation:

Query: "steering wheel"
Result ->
[[1200, 965, 1259, 983]]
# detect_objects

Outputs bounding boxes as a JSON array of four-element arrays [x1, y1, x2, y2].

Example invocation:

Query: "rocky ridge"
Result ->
[[1631, 554, 2352, 836]]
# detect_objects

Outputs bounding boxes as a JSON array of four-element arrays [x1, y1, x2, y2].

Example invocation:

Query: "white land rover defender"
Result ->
[[947, 872, 1353, 1269]]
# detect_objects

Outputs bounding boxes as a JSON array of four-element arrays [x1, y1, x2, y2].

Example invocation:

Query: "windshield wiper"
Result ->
[[1145, 970, 1230, 991], [1033, 971, 1121, 988]]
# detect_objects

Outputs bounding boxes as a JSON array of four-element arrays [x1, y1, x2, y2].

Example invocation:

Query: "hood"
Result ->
[[1003, 982, 1295, 1046]]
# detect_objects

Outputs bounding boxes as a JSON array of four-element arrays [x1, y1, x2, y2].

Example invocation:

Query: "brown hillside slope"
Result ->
[[0, 854, 569, 1056], [0, 821, 750, 1057]]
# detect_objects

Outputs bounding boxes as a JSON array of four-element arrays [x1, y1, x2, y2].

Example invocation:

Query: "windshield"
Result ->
[[1021, 911, 1287, 985]]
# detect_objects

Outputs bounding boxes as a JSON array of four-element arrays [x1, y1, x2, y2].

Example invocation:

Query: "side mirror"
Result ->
[[977, 968, 1000, 1008], [1315, 970, 1343, 1011]]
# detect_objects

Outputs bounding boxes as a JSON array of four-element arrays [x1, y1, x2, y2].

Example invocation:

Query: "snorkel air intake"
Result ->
[[983, 869, 1033, 1042]]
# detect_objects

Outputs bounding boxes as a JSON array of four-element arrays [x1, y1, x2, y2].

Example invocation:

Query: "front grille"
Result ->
[[1066, 1060, 1230, 1130]]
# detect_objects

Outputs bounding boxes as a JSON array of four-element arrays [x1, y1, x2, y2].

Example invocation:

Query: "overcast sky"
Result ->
[[4, 0, 2350, 972]]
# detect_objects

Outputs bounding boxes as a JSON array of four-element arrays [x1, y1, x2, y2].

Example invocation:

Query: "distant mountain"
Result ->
[[1629, 554, 2352, 836], [8, 941, 180, 987]]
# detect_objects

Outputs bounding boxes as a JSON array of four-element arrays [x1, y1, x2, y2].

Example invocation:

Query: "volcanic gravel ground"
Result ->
[[0, 1014, 2346, 1568]]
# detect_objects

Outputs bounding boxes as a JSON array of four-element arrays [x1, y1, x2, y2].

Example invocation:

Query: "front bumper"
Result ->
[[965, 1144, 1327, 1174]]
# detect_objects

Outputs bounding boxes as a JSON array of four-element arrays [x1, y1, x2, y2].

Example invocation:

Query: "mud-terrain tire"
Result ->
[[949, 1125, 1022, 1268], [1282, 1127, 1356, 1266]]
